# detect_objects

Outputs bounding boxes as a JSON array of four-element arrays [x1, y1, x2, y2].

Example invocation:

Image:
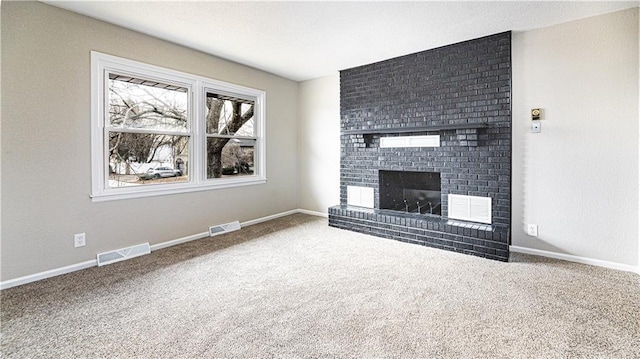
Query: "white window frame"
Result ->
[[91, 51, 266, 202]]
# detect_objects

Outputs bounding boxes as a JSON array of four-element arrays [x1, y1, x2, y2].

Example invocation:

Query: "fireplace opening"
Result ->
[[379, 170, 441, 216]]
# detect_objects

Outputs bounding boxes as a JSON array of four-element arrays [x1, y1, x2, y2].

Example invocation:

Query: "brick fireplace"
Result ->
[[329, 32, 511, 261]]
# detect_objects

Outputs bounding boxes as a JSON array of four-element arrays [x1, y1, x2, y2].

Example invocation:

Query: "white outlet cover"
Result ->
[[74, 233, 86, 247], [527, 224, 538, 237], [531, 121, 541, 133]]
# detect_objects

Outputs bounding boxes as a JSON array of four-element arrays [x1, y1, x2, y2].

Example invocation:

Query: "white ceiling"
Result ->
[[44, 1, 639, 82]]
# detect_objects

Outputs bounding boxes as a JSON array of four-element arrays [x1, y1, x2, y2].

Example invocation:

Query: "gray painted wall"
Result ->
[[511, 8, 638, 266], [297, 75, 340, 214], [1, 2, 299, 281]]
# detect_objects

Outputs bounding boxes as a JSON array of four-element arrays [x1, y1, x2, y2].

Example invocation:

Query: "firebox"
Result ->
[[379, 170, 441, 216]]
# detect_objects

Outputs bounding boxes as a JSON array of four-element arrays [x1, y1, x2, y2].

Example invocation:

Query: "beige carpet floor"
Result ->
[[1, 214, 639, 358]]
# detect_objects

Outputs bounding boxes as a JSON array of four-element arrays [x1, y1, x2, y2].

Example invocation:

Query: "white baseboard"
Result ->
[[0, 259, 97, 290], [150, 232, 209, 252], [297, 209, 328, 218], [510, 245, 640, 275], [0, 208, 326, 290], [240, 209, 300, 227]]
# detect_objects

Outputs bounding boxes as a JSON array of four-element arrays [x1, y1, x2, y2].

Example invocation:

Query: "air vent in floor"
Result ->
[[209, 221, 241, 237], [96, 243, 151, 266]]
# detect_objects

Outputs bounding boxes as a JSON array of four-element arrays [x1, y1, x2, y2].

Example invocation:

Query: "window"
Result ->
[[107, 74, 190, 187], [204, 90, 256, 179], [91, 52, 266, 201]]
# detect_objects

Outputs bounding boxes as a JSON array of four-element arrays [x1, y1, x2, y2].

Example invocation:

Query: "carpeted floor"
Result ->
[[1, 214, 639, 358]]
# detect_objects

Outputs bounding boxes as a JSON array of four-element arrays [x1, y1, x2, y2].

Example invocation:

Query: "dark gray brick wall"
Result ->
[[333, 32, 511, 260]]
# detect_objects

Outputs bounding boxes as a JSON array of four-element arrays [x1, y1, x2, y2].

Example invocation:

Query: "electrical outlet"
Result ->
[[527, 224, 538, 237], [74, 233, 86, 247]]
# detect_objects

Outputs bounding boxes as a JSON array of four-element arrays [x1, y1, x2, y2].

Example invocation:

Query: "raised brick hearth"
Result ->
[[329, 206, 510, 261], [329, 32, 512, 261]]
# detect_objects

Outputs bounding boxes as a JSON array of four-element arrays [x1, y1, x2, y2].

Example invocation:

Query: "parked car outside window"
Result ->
[[147, 167, 182, 178]]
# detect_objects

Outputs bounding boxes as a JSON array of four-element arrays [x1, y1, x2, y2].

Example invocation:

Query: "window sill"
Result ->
[[91, 177, 267, 202]]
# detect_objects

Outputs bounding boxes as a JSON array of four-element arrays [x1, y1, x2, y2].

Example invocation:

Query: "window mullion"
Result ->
[[192, 81, 202, 184]]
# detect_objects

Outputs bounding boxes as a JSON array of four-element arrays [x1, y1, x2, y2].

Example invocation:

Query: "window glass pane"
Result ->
[[108, 74, 188, 132], [205, 92, 254, 136], [206, 138, 255, 179], [108, 132, 189, 187]]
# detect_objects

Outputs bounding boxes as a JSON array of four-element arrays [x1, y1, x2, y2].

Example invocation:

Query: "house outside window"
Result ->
[[91, 52, 266, 202]]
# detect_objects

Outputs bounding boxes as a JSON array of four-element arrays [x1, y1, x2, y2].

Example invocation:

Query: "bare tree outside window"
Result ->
[[205, 93, 256, 179], [107, 75, 189, 187]]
